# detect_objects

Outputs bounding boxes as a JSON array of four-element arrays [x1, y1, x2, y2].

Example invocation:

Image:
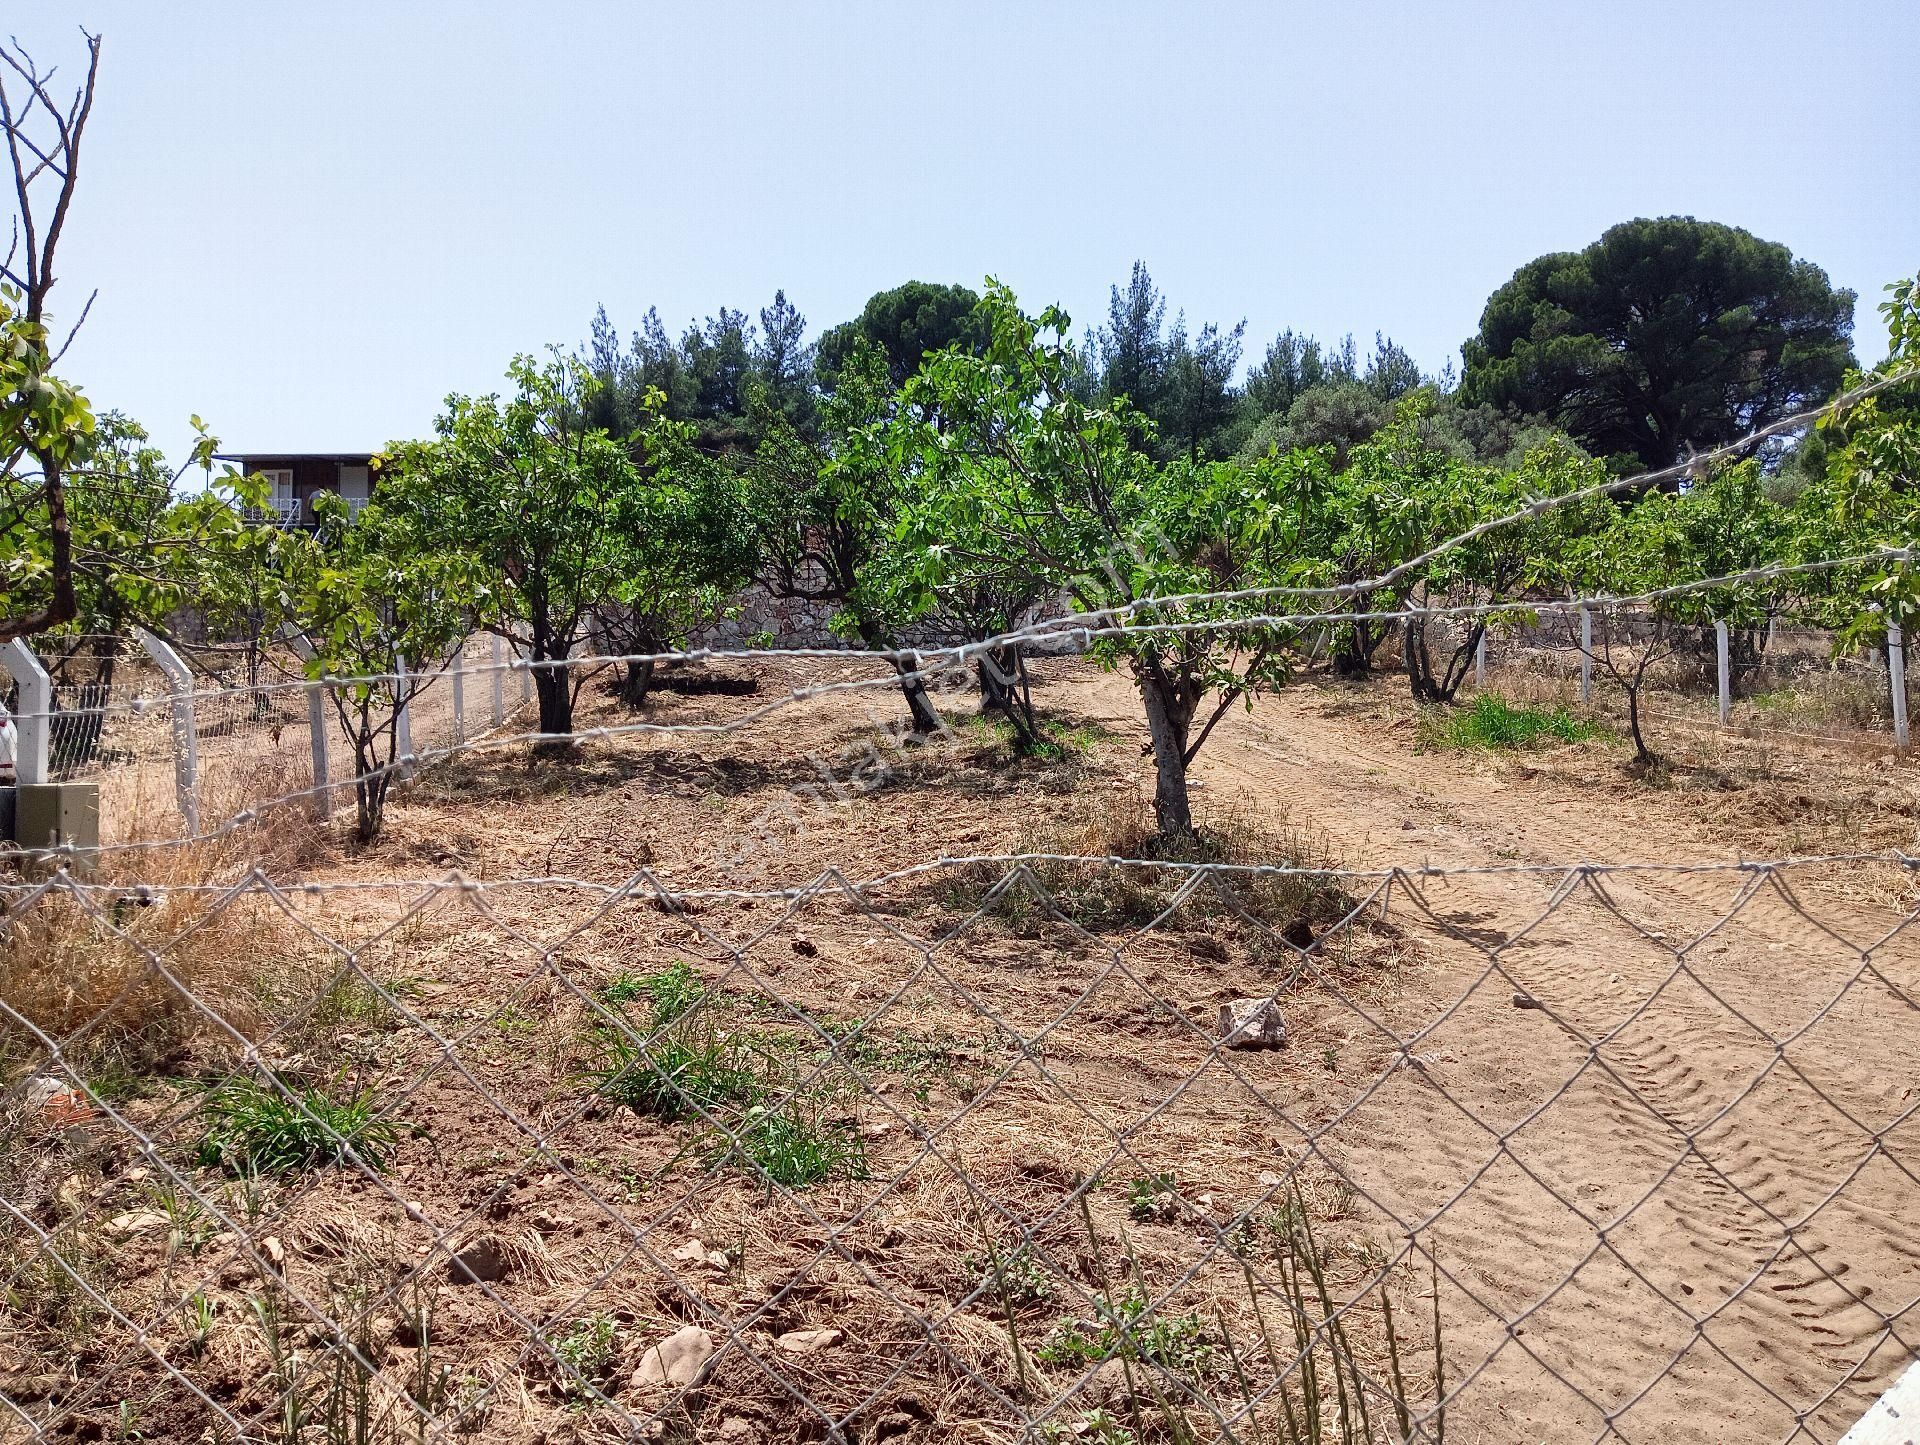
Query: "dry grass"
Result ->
[[939, 790, 1358, 957]]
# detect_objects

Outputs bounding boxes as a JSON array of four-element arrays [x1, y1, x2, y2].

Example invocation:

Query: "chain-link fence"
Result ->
[[2, 850, 1914, 1443]]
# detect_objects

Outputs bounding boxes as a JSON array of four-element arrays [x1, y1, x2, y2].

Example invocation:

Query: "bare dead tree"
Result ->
[[0, 27, 102, 643]]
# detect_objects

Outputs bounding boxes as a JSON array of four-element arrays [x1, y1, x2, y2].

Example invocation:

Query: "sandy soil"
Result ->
[[5, 656, 1918, 1445]]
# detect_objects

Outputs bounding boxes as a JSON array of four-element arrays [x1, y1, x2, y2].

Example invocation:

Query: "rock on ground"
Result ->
[[1217, 996, 1288, 1049], [633, 1324, 715, 1389]]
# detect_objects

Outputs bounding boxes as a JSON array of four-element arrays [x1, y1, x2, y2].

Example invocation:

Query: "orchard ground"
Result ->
[[3, 652, 1917, 1445]]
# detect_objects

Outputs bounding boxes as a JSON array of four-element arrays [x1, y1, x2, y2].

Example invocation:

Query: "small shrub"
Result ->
[[966, 1244, 1054, 1309], [1429, 693, 1597, 751], [1126, 1172, 1180, 1223], [1040, 1411, 1137, 1445], [196, 1075, 399, 1176], [550, 1313, 619, 1400], [1035, 1285, 1214, 1372]]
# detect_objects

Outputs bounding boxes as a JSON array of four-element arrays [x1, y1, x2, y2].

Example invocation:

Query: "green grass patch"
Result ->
[[600, 960, 703, 1024], [196, 1075, 399, 1176], [1428, 693, 1599, 751], [587, 962, 763, 1121], [584, 1016, 763, 1122], [585, 964, 872, 1188], [705, 1097, 868, 1189]]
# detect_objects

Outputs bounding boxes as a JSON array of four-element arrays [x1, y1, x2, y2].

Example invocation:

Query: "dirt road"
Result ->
[[1044, 672, 1920, 1442]]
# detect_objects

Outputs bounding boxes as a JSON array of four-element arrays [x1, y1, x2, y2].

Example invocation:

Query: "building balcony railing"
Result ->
[[242, 498, 304, 526], [236, 494, 372, 528]]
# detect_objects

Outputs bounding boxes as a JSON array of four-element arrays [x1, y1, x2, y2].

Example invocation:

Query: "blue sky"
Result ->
[[17, 1, 1919, 461]]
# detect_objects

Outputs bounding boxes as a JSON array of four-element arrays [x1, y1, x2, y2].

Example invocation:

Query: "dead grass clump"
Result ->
[[0, 891, 268, 1090], [959, 793, 1352, 938], [1, 834, 380, 1100], [1745, 669, 1898, 733]]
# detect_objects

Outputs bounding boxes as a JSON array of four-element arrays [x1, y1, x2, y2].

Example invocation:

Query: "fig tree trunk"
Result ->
[[619, 657, 655, 708], [977, 645, 1041, 753], [1138, 666, 1197, 840]]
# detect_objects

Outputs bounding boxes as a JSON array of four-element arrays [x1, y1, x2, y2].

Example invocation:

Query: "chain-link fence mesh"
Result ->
[[3, 851, 1914, 1444]]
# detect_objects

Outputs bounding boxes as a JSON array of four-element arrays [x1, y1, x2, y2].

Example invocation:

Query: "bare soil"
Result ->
[[4, 656, 1917, 1445]]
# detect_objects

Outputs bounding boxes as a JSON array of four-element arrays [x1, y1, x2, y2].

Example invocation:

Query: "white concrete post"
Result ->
[[1473, 628, 1487, 689], [1891, 623, 1910, 750], [306, 682, 331, 819], [1715, 620, 1732, 725], [279, 630, 331, 822], [450, 652, 465, 744], [0, 639, 51, 785], [490, 633, 505, 727], [1579, 607, 1593, 704], [519, 644, 531, 706], [134, 629, 199, 836], [395, 654, 416, 781]]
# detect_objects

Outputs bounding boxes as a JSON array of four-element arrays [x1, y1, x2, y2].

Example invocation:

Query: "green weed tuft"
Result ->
[[585, 1018, 762, 1122], [601, 960, 703, 1024], [1035, 1284, 1214, 1372], [550, 1313, 619, 1401], [708, 1097, 868, 1189], [196, 1075, 400, 1176], [1430, 693, 1598, 751]]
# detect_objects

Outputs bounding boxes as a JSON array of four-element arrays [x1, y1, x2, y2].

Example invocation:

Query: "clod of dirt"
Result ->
[[1511, 992, 1541, 1010], [791, 937, 819, 957], [1082, 1357, 1158, 1407], [1217, 997, 1288, 1049], [107, 1210, 168, 1237], [447, 1237, 513, 1285], [1280, 916, 1315, 950], [632, 1324, 715, 1389], [775, 1327, 844, 1354], [867, 1397, 931, 1442]]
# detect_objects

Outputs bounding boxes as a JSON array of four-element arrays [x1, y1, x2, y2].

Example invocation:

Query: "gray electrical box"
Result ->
[[14, 782, 100, 856]]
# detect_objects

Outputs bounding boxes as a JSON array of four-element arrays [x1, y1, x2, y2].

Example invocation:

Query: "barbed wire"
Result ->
[[4, 544, 1910, 865], [5, 544, 1910, 731]]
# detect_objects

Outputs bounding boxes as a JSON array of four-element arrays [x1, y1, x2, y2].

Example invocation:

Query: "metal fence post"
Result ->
[[0, 639, 51, 785], [134, 629, 199, 837], [1474, 628, 1487, 689], [1715, 620, 1731, 725], [519, 644, 531, 706], [395, 654, 416, 781], [490, 634, 505, 727], [1891, 623, 1910, 750], [1579, 606, 1593, 704], [451, 652, 465, 744]]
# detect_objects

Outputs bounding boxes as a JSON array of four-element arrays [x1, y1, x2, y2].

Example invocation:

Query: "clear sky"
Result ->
[[15, 1, 1919, 462]]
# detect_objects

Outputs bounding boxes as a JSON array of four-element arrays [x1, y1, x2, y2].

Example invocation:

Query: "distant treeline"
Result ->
[[576, 217, 1861, 479]]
